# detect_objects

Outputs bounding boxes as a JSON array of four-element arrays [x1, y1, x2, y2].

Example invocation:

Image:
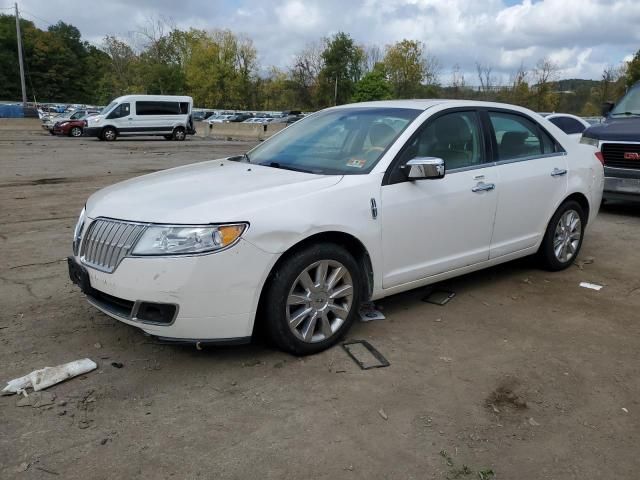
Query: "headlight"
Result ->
[[73, 207, 86, 255], [59, 122, 69, 127], [131, 223, 247, 256], [580, 136, 599, 147]]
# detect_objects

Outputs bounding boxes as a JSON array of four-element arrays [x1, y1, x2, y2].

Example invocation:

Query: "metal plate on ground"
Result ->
[[422, 289, 456, 305], [359, 302, 386, 322], [342, 340, 390, 370]]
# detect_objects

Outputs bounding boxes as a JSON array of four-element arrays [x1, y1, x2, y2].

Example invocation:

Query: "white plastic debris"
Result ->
[[579, 282, 603, 291], [2, 358, 97, 395]]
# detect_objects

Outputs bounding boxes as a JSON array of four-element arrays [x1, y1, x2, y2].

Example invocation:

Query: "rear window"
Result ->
[[489, 112, 557, 161], [549, 116, 586, 135]]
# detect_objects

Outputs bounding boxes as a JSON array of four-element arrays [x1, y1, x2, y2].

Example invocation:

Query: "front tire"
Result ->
[[173, 127, 186, 141], [263, 243, 362, 355], [538, 200, 585, 271], [69, 126, 82, 137], [102, 127, 117, 141]]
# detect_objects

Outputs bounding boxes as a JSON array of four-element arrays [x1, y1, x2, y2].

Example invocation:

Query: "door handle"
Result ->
[[551, 168, 567, 177], [472, 182, 495, 193]]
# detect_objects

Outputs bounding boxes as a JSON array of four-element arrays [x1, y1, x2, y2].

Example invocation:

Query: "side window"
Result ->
[[107, 103, 130, 119], [489, 112, 555, 161], [396, 111, 484, 172]]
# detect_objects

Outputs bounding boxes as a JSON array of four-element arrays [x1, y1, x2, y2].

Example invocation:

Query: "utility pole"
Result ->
[[15, 2, 28, 106], [334, 76, 338, 106]]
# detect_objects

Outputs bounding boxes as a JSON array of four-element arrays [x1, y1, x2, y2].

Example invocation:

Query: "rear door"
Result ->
[[485, 110, 568, 258]]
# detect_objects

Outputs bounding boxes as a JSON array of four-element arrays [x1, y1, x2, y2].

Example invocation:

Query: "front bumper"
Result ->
[[604, 175, 640, 199], [68, 239, 277, 342]]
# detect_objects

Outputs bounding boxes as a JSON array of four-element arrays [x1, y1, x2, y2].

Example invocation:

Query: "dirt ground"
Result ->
[[1, 123, 639, 480]]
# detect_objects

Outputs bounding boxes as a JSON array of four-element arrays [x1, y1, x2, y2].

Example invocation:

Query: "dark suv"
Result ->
[[581, 82, 640, 201]]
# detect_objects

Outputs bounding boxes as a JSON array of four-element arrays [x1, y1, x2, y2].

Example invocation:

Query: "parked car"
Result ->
[[68, 100, 603, 355], [42, 109, 99, 134], [541, 113, 591, 140], [83, 95, 194, 141], [52, 114, 96, 137], [580, 81, 640, 202], [227, 113, 253, 123], [208, 114, 233, 124]]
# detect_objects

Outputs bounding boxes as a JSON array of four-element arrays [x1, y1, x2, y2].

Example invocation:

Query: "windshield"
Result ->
[[611, 84, 640, 116], [246, 107, 420, 175], [100, 101, 117, 115]]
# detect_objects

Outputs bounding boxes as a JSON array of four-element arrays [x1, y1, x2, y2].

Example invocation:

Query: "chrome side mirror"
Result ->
[[402, 157, 445, 180]]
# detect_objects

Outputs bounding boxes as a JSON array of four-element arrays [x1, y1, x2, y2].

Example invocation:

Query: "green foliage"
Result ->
[[626, 49, 640, 88], [352, 64, 392, 102], [318, 32, 364, 106], [383, 39, 428, 98]]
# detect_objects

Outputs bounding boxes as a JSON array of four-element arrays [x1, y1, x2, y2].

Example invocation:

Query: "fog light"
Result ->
[[136, 302, 177, 324]]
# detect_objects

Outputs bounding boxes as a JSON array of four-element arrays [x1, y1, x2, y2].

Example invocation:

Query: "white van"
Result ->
[[84, 95, 194, 141]]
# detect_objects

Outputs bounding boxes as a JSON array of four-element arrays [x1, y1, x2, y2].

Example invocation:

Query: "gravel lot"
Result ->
[[1, 124, 639, 479]]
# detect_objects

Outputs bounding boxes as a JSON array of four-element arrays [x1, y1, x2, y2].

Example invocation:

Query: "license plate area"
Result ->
[[67, 256, 92, 294]]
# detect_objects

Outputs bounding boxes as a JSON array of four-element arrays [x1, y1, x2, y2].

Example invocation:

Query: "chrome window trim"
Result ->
[[444, 151, 568, 174]]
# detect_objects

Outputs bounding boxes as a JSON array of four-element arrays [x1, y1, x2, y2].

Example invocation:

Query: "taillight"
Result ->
[[595, 151, 605, 166]]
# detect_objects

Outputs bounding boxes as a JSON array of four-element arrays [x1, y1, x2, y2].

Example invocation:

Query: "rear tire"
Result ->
[[538, 200, 586, 271], [263, 243, 362, 356], [173, 127, 186, 141], [102, 127, 117, 141]]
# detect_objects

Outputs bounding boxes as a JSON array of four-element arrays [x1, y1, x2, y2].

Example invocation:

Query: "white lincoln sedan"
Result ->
[[68, 100, 604, 355]]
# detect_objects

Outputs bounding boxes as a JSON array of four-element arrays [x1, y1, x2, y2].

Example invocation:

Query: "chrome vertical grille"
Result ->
[[80, 219, 147, 273]]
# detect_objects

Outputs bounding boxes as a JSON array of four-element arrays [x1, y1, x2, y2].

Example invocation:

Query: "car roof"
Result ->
[[332, 99, 539, 114]]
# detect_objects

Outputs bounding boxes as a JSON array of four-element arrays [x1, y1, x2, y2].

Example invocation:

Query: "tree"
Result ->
[[352, 63, 392, 102], [532, 57, 559, 111], [289, 42, 323, 108], [318, 32, 364, 106], [383, 39, 439, 98], [450, 64, 466, 98], [475, 62, 495, 98], [625, 49, 640, 88]]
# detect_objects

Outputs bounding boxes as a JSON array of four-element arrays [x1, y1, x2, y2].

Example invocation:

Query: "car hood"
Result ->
[[86, 159, 343, 224], [583, 117, 640, 142]]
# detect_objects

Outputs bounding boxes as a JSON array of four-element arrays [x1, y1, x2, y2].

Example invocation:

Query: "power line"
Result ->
[[20, 9, 56, 27]]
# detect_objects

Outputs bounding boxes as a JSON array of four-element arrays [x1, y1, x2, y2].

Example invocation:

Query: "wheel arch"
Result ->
[[563, 191, 590, 223], [254, 231, 374, 332]]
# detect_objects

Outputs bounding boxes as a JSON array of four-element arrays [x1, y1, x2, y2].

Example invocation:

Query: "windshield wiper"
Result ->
[[265, 161, 314, 174], [611, 111, 640, 117]]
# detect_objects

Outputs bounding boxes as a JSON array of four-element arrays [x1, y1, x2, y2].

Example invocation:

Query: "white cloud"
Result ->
[[16, 0, 640, 83]]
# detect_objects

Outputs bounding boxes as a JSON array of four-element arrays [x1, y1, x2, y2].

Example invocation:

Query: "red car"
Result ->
[[53, 118, 88, 137]]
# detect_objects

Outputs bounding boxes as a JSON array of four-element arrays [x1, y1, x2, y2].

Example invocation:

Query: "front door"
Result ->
[[380, 110, 498, 289], [106, 102, 131, 133]]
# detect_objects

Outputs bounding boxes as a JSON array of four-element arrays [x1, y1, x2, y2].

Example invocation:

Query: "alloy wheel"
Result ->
[[286, 260, 354, 343], [71, 127, 82, 137], [553, 209, 582, 263]]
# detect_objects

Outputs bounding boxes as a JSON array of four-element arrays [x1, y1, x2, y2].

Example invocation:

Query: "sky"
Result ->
[[9, 0, 640, 84]]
